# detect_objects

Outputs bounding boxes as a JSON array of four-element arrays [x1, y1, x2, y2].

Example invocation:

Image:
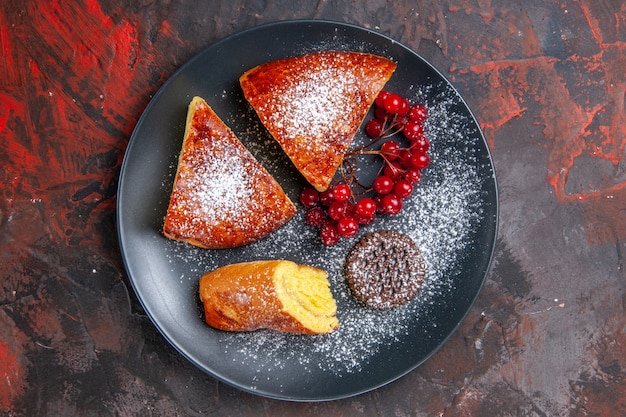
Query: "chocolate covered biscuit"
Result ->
[[345, 230, 426, 309]]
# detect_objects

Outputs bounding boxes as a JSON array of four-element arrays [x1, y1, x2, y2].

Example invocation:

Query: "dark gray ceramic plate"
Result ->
[[117, 20, 498, 401]]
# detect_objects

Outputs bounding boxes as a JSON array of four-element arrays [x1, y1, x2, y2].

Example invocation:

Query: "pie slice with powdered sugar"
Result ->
[[240, 51, 396, 192], [163, 96, 297, 249]]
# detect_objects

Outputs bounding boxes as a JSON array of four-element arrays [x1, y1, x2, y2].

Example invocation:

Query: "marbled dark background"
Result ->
[[1, 1, 624, 416]]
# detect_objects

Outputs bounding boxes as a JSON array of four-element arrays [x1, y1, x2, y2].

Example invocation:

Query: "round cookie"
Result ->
[[345, 230, 426, 309]]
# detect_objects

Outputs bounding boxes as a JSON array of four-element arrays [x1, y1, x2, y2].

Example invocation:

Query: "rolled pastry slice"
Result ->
[[199, 260, 339, 334]]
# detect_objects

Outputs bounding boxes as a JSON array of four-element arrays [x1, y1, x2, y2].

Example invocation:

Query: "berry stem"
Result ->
[[301, 90, 430, 246]]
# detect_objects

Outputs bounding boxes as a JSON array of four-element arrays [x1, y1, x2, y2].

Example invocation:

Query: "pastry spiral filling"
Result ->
[[273, 261, 338, 334]]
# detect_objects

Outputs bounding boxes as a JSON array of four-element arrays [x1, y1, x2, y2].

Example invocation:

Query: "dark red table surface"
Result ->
[[1, 1, 625, 416]]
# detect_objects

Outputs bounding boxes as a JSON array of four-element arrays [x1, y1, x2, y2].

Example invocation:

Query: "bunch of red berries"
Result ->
[[300, 90, 431, 246]]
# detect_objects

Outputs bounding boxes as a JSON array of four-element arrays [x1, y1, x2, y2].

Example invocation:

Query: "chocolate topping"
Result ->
[[345, 230, 426, 309]]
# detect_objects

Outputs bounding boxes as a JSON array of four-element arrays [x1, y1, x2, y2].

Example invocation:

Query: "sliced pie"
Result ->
[[163, 96, 297, 249], [240, 51, 396, 191]]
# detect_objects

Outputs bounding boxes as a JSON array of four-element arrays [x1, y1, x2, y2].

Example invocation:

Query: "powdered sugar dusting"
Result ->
[[260, 66, 363, 142], [165, 103, 296, 249], [162, 81, 495, 380], [174, 143, 254, 227]]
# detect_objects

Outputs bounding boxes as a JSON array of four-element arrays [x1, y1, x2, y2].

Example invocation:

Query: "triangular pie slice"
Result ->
[[240, 51, 396, 191], [163, 96, 297, 249]]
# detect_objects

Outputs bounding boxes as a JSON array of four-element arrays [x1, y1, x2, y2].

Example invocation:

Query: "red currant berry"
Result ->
[[355, 211, 376, 225], [403, 120, 424, 141], [333, 183, 351, 202], [344, 200, 355, 216], [380, 140, 401, 161], [397, 97, 410, 116], [319, 189, 334, 206], [365, 119, 384, 138], [407, 104, 427, 123], [337, 216, 359, 238], [327, 201, 347, 221], [299, 187, 319, 208], [398, 149, 412, 169], [411, 135, 430, 152], [355, 197, 377, 218], [382, 194, 403, 215], [375, 90, 389, 108], [383, 93, 404, 114], [393, 117, 408, 132], [383, 161, 403, 179], [373, 175, 394, 194], [410, 152, 430, 170], [404, 169, 421, 185], [374, 194, 386, 214], [374, 106, 388, 122], [393, 179, 413, 199], [305, 207, 326, 227], [320, 221, 340, 246]]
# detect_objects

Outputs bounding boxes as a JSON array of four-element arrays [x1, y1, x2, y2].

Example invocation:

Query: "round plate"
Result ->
[[117, 20, 498, 401]]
